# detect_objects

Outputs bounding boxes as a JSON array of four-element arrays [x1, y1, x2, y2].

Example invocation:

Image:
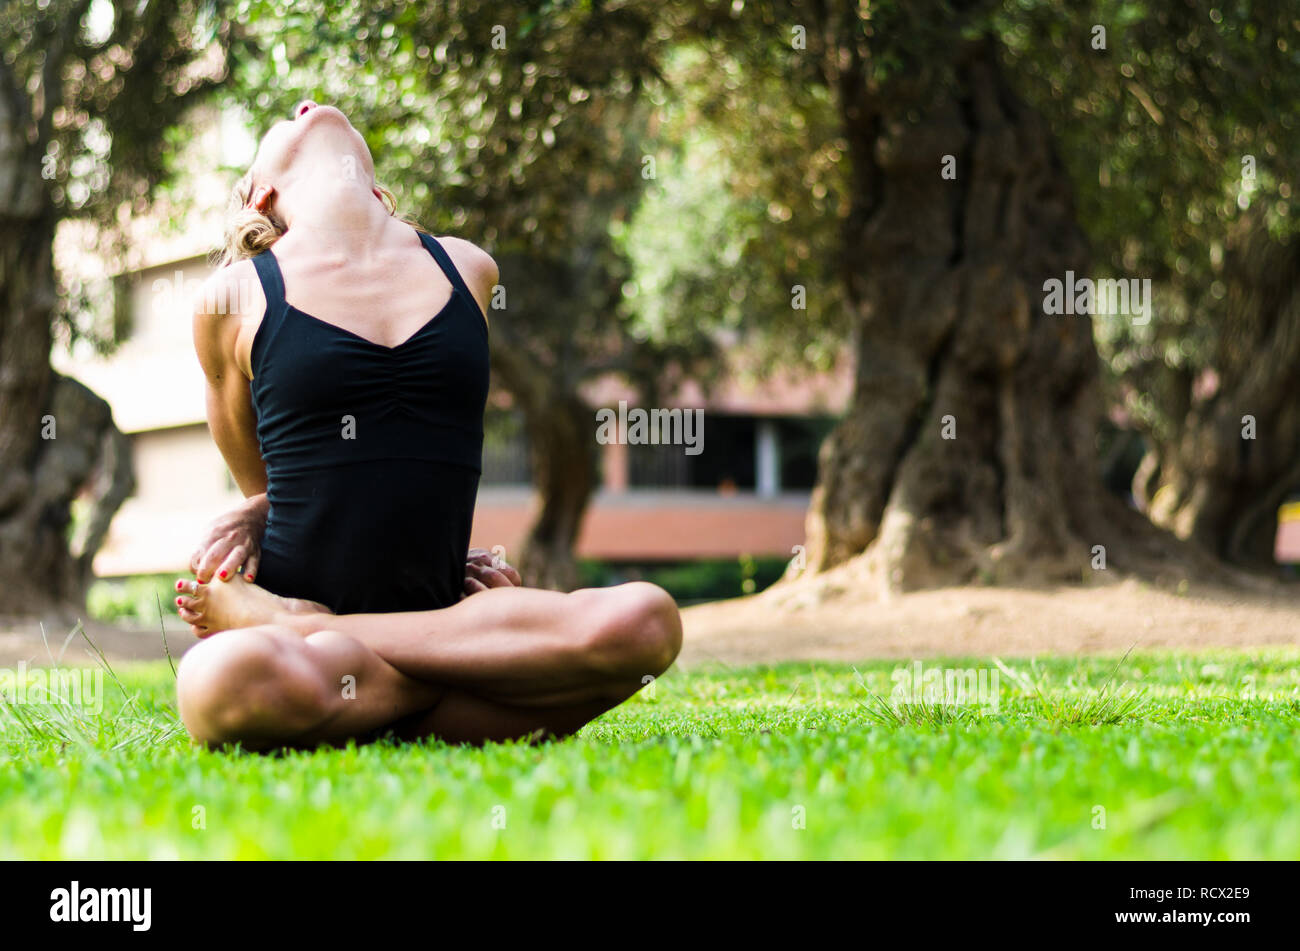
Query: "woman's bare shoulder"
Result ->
[[192, 259, 267, 380], [193, 259, 264, 320], [437, 235, 499, 290]]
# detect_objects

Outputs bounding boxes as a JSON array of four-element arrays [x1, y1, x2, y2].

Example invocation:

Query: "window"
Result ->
[[777, 417, 837, 490]]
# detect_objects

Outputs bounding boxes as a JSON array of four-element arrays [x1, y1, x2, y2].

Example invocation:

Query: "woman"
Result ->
[[174, 101, 680, 749]]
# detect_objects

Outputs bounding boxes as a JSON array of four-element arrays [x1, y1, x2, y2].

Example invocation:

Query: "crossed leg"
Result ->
[[174, 578, 681, 750]]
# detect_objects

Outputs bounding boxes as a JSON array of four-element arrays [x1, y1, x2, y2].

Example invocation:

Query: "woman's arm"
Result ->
[[190, 263, 269, 583], [194, 262, 266, 496]]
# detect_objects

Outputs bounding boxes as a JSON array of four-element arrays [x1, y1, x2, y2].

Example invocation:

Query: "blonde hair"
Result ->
[[214, 170, 418, 267]]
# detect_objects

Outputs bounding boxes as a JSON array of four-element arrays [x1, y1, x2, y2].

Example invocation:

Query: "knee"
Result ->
[[578, 582, 682, 679], [176, 627, 331, 747]]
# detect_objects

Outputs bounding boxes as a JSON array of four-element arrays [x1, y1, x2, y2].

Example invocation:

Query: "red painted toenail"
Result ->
[[175, 580, 183, 591], [176, 597, 183, 606]]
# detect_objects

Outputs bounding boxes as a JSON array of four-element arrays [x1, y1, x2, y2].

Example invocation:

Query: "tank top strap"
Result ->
[[251, 249, 290, 325], [418, 232, 487, 322]]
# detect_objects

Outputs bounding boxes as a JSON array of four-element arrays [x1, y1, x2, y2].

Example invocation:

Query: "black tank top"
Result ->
[[246, 231, 490, 614]]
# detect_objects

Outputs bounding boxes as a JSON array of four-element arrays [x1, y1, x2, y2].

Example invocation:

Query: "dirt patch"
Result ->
[[678, 577, 1300, 667]]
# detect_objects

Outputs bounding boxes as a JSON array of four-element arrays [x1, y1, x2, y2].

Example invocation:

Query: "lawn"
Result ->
[[2, 649, 1298, 859]]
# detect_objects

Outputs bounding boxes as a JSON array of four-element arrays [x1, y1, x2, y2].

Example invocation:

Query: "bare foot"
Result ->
[[174, 574, 331, 636]]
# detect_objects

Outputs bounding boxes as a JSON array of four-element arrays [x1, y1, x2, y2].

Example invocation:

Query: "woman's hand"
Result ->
[[463, 546, 522, 597], [190, 494, 270, 583]]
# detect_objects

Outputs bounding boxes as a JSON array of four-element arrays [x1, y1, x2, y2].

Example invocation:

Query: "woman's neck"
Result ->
[[273, 176, 394, 260]]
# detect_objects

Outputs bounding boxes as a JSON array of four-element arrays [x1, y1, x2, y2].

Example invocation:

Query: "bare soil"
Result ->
[[678, 576, 1300, 667]]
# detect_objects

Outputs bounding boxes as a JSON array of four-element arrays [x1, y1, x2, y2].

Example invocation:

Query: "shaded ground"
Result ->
[[1, 576, 1296, 671], [677, 577, 1299, 667]]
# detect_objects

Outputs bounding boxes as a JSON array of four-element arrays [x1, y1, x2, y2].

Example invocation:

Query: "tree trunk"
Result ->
[[490, 343, 595, 592], [0, 1, 220, 619], [516, 391, 595, 591], [803, 40, 1195, 593], [0, 194, 55, 614], [0, 366, 135, 617], [0, 179, 135, 615], [1139, 213, 1300, 566]]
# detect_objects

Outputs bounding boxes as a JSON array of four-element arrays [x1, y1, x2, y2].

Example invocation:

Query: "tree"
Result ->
[[801, 20, 1118, 589], [0, 0, 228, 614], [1136, 212, 1300, 565], [1004, 0, 1300, 567], [665, 0, 1228, 592]]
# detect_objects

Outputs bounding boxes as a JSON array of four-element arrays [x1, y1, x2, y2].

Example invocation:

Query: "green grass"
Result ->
[[2, 648, 1299, 859], [86, 574, 177, 626]]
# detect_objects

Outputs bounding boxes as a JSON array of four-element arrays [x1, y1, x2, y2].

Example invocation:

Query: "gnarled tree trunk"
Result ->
[[0, 0, 220, 618], [803, 40, 1195, 594], [3, 62, 133, 612], [490, 340, 595, 592], [0, 154, 59, 612], [515, 390, 595, 592], [0, 363, 136, 616], [0, 167, 133, 614], [1138, 213, 1300, 566]]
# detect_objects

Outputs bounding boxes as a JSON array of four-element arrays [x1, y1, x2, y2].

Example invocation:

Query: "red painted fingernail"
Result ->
[[219, 570, 228, 579]]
